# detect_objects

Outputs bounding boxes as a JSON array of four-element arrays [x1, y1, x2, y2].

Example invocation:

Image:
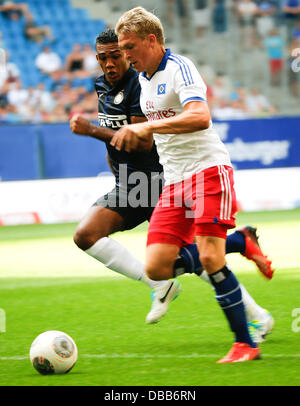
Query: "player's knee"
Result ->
[[199, 252, 218, 272], [145, 263, 172, 281], [145, 265, 162, 281], [73, 226, 101, 251]]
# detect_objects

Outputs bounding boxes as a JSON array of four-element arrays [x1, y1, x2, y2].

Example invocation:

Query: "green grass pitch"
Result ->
[[0, 209, 300, 386]]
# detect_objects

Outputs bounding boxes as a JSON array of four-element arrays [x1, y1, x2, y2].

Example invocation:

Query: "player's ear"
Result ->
[[95, 54, 101, 65], [147, 34, 157, 47]]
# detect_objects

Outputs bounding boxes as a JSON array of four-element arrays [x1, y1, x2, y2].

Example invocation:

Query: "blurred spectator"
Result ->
[[6, 79, 28, 110], [0, 0, 28, 20], [0, 78, 8, 109], [264, 28, 284, 86], [16, 86, 40, 123], [0, 50, 20, 90], [82, 44, 101, 77], [64, 43, 87, 79], [235, 0, 258, 48], [255, 0, 276, 41], [35, 46, 62, 76], [44, 69, 69, 92], [212, 98, 249, 119], [194, 0, 211, 38], [47, 102, 69, 123], [287, 37, 300, 97], [213, 0, 228, 33], [211, 73, 231, 102], [24, 12, 54, 44], [282, 0, 300, 41], [53, 82, 81, 112], [228, 82, 248, 110], [0, 103, 22, 123], [30, 83, 56, 114], [245, 87, 276, 115], [210, 77, 254, 118], [70, 91, 98, 120], [0, 30, 4, 48], [0, 48, 7, 90]]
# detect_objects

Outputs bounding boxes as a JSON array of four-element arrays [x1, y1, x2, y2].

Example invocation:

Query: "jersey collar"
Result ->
[[141, 48, 171, 80]]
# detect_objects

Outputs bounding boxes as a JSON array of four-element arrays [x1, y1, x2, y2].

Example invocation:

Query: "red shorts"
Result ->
[[147, 165, 237, 247], [270, 59, 283, 73]]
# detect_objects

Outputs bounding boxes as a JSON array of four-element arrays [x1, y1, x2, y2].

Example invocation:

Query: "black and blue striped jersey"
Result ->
[[94, 66, 163, 185]]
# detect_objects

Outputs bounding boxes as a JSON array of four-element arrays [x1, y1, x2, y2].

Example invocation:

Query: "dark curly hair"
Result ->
[[96, 28, 118, 46]]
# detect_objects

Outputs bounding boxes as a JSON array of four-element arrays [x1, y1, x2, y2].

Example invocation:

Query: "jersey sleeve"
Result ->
[[171, 56, 207, 107], [128, 76, 145, 117]]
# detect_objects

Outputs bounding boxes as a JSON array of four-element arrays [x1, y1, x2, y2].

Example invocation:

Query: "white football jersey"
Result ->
[[139, 49, 232, 185]]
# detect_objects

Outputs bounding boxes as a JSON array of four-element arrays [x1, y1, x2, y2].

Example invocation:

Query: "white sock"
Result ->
[[199, 270, 266, 321], [239, 284, 267, 321], [85, 237, 166, 289]]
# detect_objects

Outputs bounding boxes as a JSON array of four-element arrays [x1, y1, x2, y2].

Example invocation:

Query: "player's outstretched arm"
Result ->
[[110, 123, 153, 152], [147, 101, 211, 135], [70, 114, 115, 143], [110, 101, 210, 152], [70, 114, 153, 151]]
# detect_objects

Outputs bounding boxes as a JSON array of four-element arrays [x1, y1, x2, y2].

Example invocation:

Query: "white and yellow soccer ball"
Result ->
[[30, 330, 78, 375]]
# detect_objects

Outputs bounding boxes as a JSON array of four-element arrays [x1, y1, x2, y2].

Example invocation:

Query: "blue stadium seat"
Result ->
[[13, 36, 27, 49], [34, 8, 53, 24], [50, 20, 63, 32], [67, 8, 89, 22], [28, 0, 47, 7], [0, 1, 107, 95], [91, 20, 106, 34], [48, 8, 65, 22], [3, 21, 24, 35]]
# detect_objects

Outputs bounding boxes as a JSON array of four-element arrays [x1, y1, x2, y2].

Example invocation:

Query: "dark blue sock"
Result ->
[[174, 234, 246, 277], [209, 266, 256, 348], [174, 231, 246, 276], [226, 231, 246, 254], [174, 244, 203, 277]]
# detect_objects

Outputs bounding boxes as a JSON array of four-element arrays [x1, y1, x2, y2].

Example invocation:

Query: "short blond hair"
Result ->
[[115, 7, 165, 45]]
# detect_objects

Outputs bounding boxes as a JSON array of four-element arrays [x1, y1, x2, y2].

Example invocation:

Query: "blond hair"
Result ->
[[115, 7, 165, 45]]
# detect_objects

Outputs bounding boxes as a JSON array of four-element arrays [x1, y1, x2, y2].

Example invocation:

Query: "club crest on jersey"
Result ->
[[114, 91, 124, 104], [157, 83, 166, 95]]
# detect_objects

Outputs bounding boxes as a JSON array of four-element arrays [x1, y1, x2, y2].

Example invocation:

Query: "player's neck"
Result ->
[[145, 46, 166, 78]]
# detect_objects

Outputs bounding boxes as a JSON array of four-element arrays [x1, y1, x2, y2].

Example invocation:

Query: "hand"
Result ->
[[110, 123, 153, 152], [70, 114, 92, 136]]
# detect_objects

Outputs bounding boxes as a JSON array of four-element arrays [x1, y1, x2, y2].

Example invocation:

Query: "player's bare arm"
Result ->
[[70, 114, 113, 141], [110, 101, 210, 152], [70, 114, 153, 151], [148, 101, 211, 134], [110, 121, 153, 152]]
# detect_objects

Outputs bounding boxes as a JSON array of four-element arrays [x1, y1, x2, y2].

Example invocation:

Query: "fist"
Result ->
[[70, 114, 91, 135]]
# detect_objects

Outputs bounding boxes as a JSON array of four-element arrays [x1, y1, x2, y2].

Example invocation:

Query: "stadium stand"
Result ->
[[0, 0, 299, 125], [0, 0, 105, 88]]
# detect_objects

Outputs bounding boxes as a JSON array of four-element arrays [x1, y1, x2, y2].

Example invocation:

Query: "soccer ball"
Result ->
[[29, 330, 78, 375]]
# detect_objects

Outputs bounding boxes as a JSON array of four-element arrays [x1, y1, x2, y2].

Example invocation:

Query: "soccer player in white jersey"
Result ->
[[71, 29, 273, 343], [111, 7, 262, 363]]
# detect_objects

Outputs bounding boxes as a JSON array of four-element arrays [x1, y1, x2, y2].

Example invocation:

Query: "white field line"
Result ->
[[1, 353, 300, 361]]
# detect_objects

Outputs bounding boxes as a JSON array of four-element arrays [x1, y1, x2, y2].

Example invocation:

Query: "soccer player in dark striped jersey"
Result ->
[[70, 28, 274, 336]]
